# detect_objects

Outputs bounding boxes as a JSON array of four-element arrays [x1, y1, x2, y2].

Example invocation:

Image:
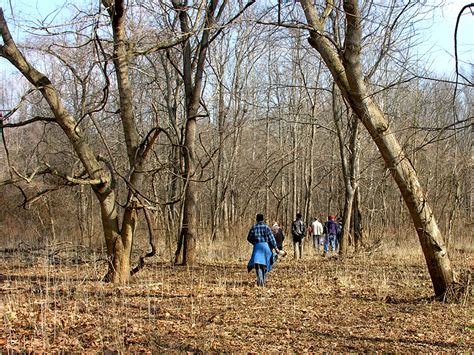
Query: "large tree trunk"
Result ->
[[355, 98, 453, 294], [299, 0, 454, 296], [102, 0, 144, 282], [1, 8, 125, 280], [1, 3, 150, 283]]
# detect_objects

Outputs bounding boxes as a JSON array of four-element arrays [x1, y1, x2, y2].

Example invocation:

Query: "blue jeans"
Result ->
[[324, 234, 337, 253], [255, 264, 266, 286]]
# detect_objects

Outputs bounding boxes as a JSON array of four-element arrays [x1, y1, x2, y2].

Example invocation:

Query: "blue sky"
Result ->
[[419, 0, 473, 78], [1, 0, 472, 78]]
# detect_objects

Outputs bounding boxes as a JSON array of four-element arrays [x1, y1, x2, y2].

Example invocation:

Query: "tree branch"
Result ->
[[1, 116, 55, 128]]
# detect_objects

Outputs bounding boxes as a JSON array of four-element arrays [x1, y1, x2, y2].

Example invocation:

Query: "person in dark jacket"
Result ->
[[271, 222, 285, 250], [323, 215, 338, 256], [291, 213, 306, 259]]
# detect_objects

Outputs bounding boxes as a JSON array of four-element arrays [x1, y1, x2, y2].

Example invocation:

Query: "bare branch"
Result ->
[[321, 0, 334, 23], [44, 163, 104, 186], [130, 207, 157, 276], [129, 34, 192, 58], [1, 116, 55, 128], [453, 3, 474, 104], [209, 0, 257, 44]]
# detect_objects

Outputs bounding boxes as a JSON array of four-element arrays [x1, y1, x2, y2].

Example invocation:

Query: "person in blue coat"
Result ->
[[247, 213, 282, 286]]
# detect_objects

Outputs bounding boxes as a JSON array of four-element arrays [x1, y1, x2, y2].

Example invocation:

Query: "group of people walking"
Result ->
[[247, 212, 342, 286], [308, 215, 342, 256]]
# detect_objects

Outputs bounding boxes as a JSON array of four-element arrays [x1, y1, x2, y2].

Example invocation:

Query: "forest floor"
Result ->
[[0, 243, 473, 352]]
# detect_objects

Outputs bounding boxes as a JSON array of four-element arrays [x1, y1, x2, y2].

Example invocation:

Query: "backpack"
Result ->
[[292, 219, 306, 237]]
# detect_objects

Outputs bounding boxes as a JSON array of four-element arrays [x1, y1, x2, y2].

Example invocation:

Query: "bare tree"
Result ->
[[172, 0, 256, 265], [0, 1, 164, 283], [296, 0, 454, 295]]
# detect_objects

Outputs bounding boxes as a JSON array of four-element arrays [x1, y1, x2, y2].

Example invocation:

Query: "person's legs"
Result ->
[[329, 235, 336, 252], [255, 264, 265, 286], [323, 235, 329, 254]]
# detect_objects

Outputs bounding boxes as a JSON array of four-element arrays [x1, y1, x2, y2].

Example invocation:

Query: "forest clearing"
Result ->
[[1, 0, 473, 352], [1, 238, 472, 352]]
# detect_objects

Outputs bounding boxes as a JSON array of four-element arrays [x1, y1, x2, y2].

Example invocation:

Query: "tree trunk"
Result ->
[[102, 0, 146, 282], [180, 118, 198, 264], [172, 0, 221, 265], [335, 103, 360, 255], [352, 187, 363, 251], [1, 8, 131, 282], [332, 86, 351, 255], [299, 0, 454, 296], [211, 65, 226, 242]]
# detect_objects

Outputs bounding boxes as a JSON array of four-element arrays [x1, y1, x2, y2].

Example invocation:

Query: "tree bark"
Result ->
[[1, 3, 150, 283], [102, 0, 145, 282], [172, 0, 221, 265], [299, 0, 454, 295], [352, 187, 363, 251]]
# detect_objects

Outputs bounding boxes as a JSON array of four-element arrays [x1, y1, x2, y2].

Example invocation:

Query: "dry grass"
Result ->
[[0, 238, 473, 352]]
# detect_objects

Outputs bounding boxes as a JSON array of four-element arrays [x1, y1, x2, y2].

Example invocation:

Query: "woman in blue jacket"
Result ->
[[247, 213, 282, 286]]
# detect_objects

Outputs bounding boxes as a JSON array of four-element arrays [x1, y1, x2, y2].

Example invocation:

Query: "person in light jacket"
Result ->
[[310, 217, 324, 253]]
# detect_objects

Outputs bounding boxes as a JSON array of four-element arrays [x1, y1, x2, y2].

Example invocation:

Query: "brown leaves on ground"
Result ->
[[0, 251, 472, 352]]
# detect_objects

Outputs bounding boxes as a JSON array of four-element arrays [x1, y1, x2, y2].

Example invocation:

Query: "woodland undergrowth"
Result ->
[[0, 237, 472, 352]]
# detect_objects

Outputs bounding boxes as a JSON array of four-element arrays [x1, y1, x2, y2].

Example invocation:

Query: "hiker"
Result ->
[[271, 222, 287, 263], [247, 214, 281, 286], [323, 215, 338, 256], [291, 212, 306, 259], [310, 217, 324, 253], [271, 222, 285, 250]]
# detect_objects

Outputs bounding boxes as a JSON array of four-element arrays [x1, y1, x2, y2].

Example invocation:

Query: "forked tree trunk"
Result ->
[[299, 0, 454, 296], [101, 0, 144, 282], [172, 0, 221, 265], [174, 0, 253, 263], [1, 4, 148, 284], [339, 113, 360, 255], [333, 87, 359, 255]]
